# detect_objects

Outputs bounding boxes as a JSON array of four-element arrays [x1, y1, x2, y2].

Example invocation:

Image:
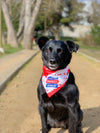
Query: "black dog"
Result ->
[[36, 36, 83, 133]]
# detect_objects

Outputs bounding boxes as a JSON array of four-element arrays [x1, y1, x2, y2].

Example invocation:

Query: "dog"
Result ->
[[36, 36, 83, 133]]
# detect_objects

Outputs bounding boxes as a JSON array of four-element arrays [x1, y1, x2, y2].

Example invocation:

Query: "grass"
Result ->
[[61, 36, 78, 41], [0, 44, 23, 58], [61, 36, 100, 60], [76, 41, 100, 51], [76, 40, 100, 60], [60, 36, 100, 50]]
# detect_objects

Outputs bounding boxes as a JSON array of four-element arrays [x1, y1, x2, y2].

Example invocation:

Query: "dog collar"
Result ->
[[42, 65, 70, 97]]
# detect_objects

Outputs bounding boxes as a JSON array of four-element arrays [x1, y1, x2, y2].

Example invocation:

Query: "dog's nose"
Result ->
[[50, 59, 56, 64]]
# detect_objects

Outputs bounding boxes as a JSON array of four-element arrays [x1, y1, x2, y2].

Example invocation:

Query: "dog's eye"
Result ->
[[57, 48, 63, 54], [48, 47, 52, 52]]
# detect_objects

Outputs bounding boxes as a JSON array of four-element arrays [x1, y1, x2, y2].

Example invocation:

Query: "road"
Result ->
[[0, 52, 100, 133]]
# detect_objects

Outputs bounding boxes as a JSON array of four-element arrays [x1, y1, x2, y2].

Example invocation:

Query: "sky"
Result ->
[[79, 0, 100, 3]]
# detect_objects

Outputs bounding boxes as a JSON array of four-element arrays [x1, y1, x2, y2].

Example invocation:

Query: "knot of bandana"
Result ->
[[42, 65, 70, 98]]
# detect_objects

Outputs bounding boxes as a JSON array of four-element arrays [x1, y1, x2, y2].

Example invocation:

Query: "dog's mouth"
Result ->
[[48, 64, 59, 71]]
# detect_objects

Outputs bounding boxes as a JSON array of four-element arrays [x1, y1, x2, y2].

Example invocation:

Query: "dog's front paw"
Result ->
[[76, 123, 83, 133], [40, 125, 51, 133], [40, 128, 48, 133], [76, 131, 83, 133], [40, 129, 42, 133]]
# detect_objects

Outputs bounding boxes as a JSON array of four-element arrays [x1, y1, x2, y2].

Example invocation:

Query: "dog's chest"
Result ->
[[46, 95, 69, 128], [46, 94, 68, 115]]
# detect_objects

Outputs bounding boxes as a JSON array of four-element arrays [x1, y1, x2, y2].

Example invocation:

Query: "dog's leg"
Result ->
[[68, 103, 78, 133], [68, 102, 83, 133], [39, 104, 51, 133], [76, 107, 83, 133], [76, 122, 83, 133], [68, 105, 83, 133], [65, 85, 82, 133]]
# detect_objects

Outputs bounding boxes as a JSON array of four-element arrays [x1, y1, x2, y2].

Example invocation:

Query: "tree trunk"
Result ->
[[23, 32, 33, 49], [2, 0, 18, 48], [17, 0, 25, 39], [17, 0, 25, 44], [49, 26, 60, 40], [23, 0, 42, 49], [54, 32, 60, 40], [2, 32, 6, 45]]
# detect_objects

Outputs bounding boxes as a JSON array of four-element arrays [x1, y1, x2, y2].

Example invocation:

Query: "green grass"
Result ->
[[79, 44, 100, 50], [76, 40, 100, 61], [60, 36, 100, 50], [61, 36, 100, 60], [76, 41, 100, 51], [61, 36, 78, 41], [0, 44, 23, 58]]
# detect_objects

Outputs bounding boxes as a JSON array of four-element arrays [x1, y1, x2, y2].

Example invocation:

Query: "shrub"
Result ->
[[80, 34, 96, 46], [90, 25, 100, 46], [81, 25, 100, 46]]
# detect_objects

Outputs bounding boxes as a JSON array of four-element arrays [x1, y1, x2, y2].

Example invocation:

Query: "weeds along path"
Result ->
[[0, 52, 100, 133]]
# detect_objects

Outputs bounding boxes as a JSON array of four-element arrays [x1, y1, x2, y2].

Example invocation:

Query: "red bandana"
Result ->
[[42, 65, 70, 97]]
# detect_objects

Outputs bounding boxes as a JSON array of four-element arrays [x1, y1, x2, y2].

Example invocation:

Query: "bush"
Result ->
[[81, 25, 100, 46], [80, 34, 95, 46], [90, 25, 100, 46]]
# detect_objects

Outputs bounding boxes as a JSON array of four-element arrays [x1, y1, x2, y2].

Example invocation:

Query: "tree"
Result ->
[[1, 0, 18, 47], [2, 0, 43, 49], [36, 0, 63, 40], [82, 0, 100, 46], [88, 0, 100, 24], [22, 0, 42, 49], [35, 0, 85, 40]]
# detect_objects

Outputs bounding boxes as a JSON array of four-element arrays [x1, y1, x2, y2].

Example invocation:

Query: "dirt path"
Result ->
[[0, 52, 100, 133]]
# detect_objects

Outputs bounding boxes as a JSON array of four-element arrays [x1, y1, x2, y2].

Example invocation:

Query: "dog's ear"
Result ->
[[36, 36, 49, 50], [65, 40, 79, 53]]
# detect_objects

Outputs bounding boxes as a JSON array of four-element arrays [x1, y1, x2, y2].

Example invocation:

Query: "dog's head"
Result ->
[[36, 36, 79, 71]]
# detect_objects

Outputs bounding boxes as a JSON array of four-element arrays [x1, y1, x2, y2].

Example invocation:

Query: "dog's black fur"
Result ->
[[36, 37, 83, 133]]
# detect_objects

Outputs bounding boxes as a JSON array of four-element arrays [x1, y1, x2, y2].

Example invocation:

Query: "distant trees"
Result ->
[[2, 0, 85, 48], [81, 0, 100, 46], [88, 0, 100, 24], [90, 0, 100, 45], [3, 0, 100, 48], [35, 0, 85, 40]]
